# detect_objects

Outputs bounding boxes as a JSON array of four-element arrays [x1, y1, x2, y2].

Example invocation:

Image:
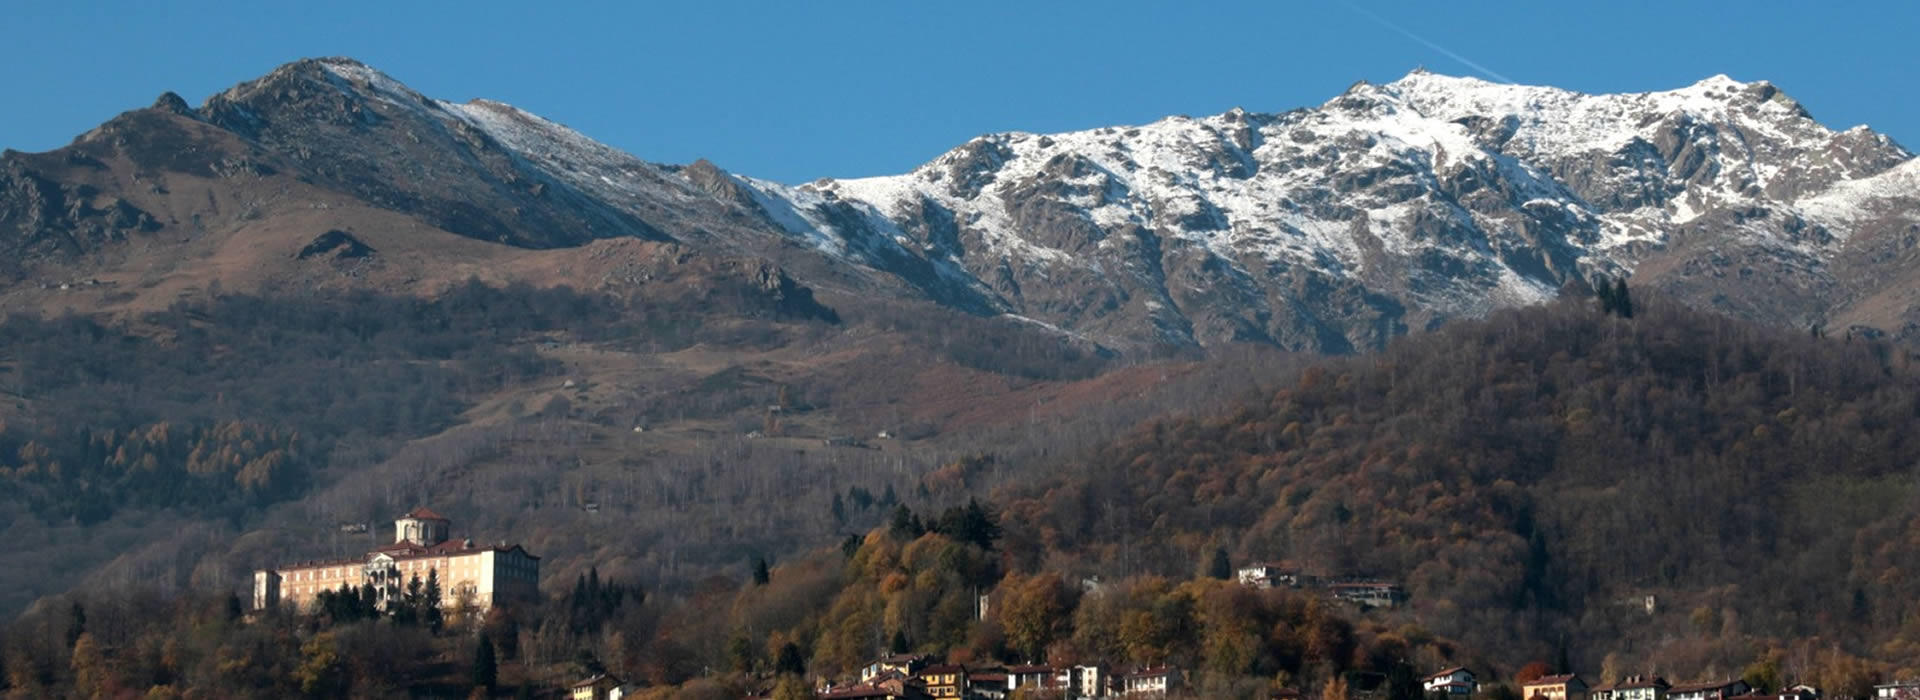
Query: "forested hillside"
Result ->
[[993, 294, 1920, 682], [6, 291, 1920, 698]]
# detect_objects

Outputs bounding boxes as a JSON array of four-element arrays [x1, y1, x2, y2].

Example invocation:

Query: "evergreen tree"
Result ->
[[472, 634, 498, 692], [424, 568, 445, 632], [890, 628, 912, 654], [66, 602, 85, 648], [224, 592, 243, 622], [889, 505, 923, 539], [1388, 662, 1423, 700], [1613, 278, 1633, 318], [831, 492, 847, 526], [752, 556, 772, 586], [393, 574, 423, 626], [1206, 547, 1234, 580], [775, 641, 806, 676]]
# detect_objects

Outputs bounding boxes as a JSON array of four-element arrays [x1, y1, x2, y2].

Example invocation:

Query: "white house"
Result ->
[[1423, 668, 1477, 696], [1876, 681, 1920, 700], [1670, 679, 1752, 700], [1122, 667, 1182, 696], [1236, 563, 1299, 589]]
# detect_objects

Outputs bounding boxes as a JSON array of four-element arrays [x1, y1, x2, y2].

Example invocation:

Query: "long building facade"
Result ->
[[253, 507, 540, 613]]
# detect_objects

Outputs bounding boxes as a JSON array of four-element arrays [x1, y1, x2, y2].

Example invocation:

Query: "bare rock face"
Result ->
[[736, 71, 1918, 351], [5, 60, 1919, 353]]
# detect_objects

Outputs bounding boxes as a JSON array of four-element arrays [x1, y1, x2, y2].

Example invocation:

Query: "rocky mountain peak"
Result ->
[[729, 70, 1920, 350], [151, 91, 195, 117], [8, 59, 1920, 353]]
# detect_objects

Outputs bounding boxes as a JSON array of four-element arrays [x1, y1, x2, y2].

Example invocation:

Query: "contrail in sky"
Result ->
[[1344, 3, 1518, 84]]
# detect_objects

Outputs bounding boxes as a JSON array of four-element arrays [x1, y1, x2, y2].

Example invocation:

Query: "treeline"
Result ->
[[0, 503, 1478, 698], [989, 294, 1920, 680]]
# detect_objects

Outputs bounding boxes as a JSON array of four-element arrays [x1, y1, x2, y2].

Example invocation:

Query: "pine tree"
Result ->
[[1389, 662, 1423, 700], [752, 556, 772, 586], [66, 602, 86, 648], [889, 505, 922, 539], [1613, 278, 1633, 318], [472, 634, 499, 692], [424, 568, 445, 632], [1206, 547, 1233, 580], [393, 574, 423, 626], [775, 641, 806, 675]]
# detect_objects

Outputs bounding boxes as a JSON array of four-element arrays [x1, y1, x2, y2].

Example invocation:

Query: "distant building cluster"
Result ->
[[792, 653, 1183, 699], [252, 507, 540, 614], [1499, 672, 1918, 700], [1236, 563, 1409, 608]]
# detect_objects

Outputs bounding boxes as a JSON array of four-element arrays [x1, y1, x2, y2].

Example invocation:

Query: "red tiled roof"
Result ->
[[1123, 666, 1178, 679], [570, 673, 620, 688], [1425, 667, 1471, 681], [1530, 675, 1582, 686], [1008, 664, 1053, 674], [920, 664, 966, 675], [402, 506, 449, 521]]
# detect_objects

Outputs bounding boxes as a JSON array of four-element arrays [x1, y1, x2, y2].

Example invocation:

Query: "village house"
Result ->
[[916, 663, 967, 698], [1524, 674, 1590, 700], [863, 654, 932, 683], [1237, 563, 1302, 589], [1330, 582, 1408, 608], [1009, 664, 1055, 692], [1669, 679, 1752, 700], [252, 507, 540, 614], [569, 673, 633, 700], [1592, 676, 1670, 700], [1060, 664, 1110, 699], [1423, 667, 1477, 696], [970, 670, 1010, 700], [819, 678, 932, 700], [1728, 691, 1818, 700], [1121, 666, 1182, 696], [1875, 681, 1920, 700]]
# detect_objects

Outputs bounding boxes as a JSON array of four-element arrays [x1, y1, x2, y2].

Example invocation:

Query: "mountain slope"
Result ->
[[991, 297, 1920, 677], [6, 59, 1920, 353], [743, 70, 1917, 350]]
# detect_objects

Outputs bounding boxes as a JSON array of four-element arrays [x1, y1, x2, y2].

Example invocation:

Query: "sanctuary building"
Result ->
[[253, 507, 540, 613]]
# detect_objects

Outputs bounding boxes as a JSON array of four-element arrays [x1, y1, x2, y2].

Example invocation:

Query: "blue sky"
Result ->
[[4, 1, 1916, 183]]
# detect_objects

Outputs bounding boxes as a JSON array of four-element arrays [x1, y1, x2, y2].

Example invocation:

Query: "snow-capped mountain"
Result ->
[[729, 69, 1915, 350], [6, 59, 1919, 351]]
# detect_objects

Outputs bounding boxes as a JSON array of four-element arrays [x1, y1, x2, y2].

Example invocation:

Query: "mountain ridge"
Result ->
[[738, 68, 1916, 349], [5, 58, 1920, 351]]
